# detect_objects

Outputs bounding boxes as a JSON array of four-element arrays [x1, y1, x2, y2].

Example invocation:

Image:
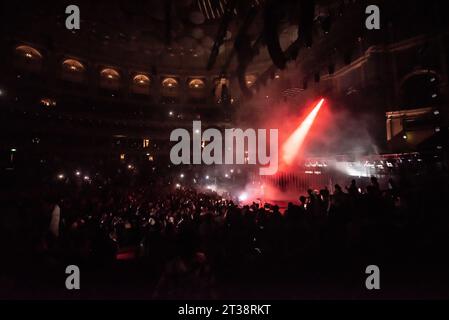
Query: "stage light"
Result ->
[[11, 148, 17, 152], [282, 98, 325, 166], [180, 173, 184, 178], [225, 174, 229, 178], [175, 183, 181, 188], [335, 161, 371, 178], [403, 135, 407, 140], [84, 175, 90, 181], [434, 110, 440, 115], [75, 171, 81, 176], [432, 93, 438, 98], [205, 175, 209, 180], [169, 111, 174, 116], [239, 193, 248, 201], [57, 174, 65, 180]]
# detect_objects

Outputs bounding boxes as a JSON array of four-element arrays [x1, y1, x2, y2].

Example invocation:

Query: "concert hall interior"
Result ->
[[0, 0, 448, 299]]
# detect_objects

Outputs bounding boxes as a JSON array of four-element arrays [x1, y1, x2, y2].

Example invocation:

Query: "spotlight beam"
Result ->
[[282, 98, 325, 166]]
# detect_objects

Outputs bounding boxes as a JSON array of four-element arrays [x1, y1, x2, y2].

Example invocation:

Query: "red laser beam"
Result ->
[[282, 98, 325, 166]]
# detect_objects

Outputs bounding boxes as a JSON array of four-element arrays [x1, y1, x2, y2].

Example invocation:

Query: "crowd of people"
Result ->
[[1, 162, 449, 299]]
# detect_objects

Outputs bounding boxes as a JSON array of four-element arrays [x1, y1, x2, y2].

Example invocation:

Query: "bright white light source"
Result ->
[[175, 183, 181, 188], [84, 176, 90, 180], [57, 174, 65, 179], [75, 171, 81, 176], [239, 193, 248, 201], [205, 175, 209, 180], [180, 173, 184, 178]]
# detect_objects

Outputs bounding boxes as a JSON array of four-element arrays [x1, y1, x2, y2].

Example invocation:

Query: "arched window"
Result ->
[[62, 59, 85, 72], [15, 45, 43, 72], [188, 78, 206, 100], [100, 68, 120, 80], [188, 78, 205, 89], [15, 45, 43, 60], [162, 77, 178, 88], [161, 77, 179, 102], [133, 74, 150, 86], [100, 68, 121, 90], [62, 59, 86, 83], [131, 74, 151, 95]]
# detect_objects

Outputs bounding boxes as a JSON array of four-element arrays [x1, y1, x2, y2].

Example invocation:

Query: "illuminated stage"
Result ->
[[242, 152, 426, 206]]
